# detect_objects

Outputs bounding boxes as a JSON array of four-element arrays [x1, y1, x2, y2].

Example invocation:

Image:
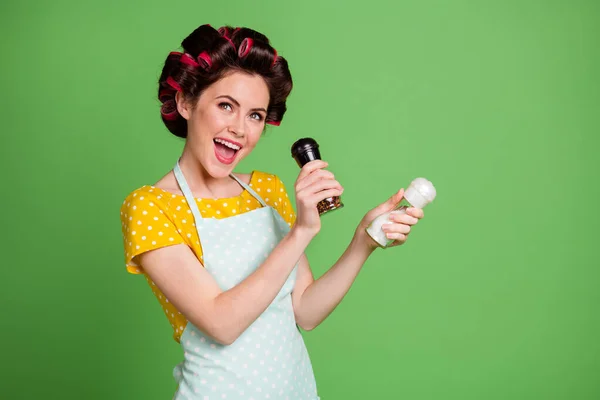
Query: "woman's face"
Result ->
[[177, 71, 270, 179]]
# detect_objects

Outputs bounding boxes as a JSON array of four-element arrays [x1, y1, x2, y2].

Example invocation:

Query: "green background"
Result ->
[[2, 0, 599, 398]]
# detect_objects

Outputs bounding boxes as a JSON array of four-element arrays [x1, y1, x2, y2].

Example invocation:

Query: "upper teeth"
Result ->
[[215, 138, 241, 151]]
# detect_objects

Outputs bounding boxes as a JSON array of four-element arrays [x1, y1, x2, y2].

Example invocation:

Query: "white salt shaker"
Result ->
[[366, 177, 437, 248]]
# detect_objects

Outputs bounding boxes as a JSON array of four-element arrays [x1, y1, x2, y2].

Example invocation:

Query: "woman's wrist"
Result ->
[[289, 224, 317, 247], [352, 226, 379, 255]]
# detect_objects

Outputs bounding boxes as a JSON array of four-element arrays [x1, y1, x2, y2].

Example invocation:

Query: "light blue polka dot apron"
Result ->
[[171, 161, 320, 400]]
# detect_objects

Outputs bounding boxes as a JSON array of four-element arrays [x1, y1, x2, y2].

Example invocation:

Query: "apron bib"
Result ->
[[171, 161, 320, 400]]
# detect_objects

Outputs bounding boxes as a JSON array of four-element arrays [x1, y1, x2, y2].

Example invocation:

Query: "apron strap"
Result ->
[[173, 161, 269, 225], [173, 161, 206, 225], [229, 173, 268, 207]]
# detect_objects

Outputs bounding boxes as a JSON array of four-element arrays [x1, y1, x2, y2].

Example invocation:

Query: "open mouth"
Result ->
[[213, 138, 242, 165]]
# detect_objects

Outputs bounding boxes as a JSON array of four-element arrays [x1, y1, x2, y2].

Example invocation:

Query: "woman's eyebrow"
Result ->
[[215, 95, 267, 113]]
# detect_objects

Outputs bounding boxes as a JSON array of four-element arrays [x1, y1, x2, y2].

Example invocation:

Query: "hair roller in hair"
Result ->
[[161, 101, 179, 120], [218, 27, 229, 37], [271, 49, 278, 68], [180, 53, 199, 67], [159, 90, 172, 103], [291, 138, 344, 216], [197, 51, 212, 71], [238, 38, 253, 58], [166, 77, 182, 92]]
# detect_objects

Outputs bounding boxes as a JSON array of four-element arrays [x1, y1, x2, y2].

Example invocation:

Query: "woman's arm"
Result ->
[[291, 190, 425, 331], [291, 232, 374, 331], [140, 224, 314, 345], [139, 160, 343, 346]]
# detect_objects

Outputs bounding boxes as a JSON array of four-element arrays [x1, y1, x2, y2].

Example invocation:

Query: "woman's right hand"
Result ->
[[292, 160, 344, 237]]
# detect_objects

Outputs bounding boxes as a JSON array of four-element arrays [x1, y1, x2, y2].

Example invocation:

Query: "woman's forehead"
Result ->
[[205, 72, 269, 107]]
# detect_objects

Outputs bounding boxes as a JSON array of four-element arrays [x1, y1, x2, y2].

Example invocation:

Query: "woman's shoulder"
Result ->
[[248, 170, 278, 184], [248, 170, 296, 223], [119, 184, 176, 217], [248, 170, 292, 191], [121, 185, 167, 202]]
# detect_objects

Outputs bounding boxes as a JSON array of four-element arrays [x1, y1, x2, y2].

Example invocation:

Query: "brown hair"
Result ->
[[158, 24, 293, 138]]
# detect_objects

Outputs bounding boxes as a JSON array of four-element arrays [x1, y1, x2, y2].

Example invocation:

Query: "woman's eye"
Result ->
[[219, 102, 232, 111], [250, 113, 264, 121]]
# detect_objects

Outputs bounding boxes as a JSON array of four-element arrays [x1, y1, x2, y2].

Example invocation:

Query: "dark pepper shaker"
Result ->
[[291, 138, 344, 216]]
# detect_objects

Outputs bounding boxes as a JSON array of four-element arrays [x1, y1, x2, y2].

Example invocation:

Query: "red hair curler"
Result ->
[[166, 77, 182, 92], [222, 26, 241, 49], [180, 53, 199, 67], [161, 101, 179, 120], [159, 89, 172, 103], [271, 49, 278, 68], [197, 51, 212, 70], [238, 38, 253, 58], [218, 26, 229, 37], [224, 36, 235, 49], [218, 27, 235, 49], [266, 120, 281, 126]]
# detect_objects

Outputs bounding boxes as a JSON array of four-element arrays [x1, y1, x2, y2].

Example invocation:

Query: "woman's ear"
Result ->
[[175, 91, 192, 120]]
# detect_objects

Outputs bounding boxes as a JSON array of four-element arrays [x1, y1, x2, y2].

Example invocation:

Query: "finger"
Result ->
[[363, 189, 404, 224], [297, 160, 328, 181], [308, 188, 344, 205], [386, 189, 404, 208], [385, 232, 407, 242], [368, 188, 405, 217], [296, 169, 336, 192], [406, 207, 424, 219], [389, 212, 419, 225], [298, 178, 343, 197], [381, 223, 411, 235]]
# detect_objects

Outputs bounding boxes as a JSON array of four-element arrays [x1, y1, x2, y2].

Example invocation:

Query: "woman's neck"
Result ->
[[177, 151, 237, 199]]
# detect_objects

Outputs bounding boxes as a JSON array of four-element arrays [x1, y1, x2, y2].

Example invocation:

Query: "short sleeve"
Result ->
[[119, 189, 185, 274], [274, 176, 296, 228]]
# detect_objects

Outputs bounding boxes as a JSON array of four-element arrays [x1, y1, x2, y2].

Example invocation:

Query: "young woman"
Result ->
[[119, 24, 424, 399]]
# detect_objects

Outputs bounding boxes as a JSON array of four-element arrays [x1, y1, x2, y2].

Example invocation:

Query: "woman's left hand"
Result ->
[[354, 189, 425, 251], [381, 206, 424, 247]]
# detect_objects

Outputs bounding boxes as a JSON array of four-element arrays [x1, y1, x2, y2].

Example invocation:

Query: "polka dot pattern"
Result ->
[[120, 171, 296, 343], [169, 175, 318, 399]]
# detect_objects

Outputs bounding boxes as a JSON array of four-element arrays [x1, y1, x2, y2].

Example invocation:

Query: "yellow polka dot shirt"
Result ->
[[119, 171, 296, 343]]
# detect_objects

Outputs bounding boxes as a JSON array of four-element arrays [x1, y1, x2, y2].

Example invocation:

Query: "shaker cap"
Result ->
[[291, 138, 319, 159], [404, 177, 437, 209]]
